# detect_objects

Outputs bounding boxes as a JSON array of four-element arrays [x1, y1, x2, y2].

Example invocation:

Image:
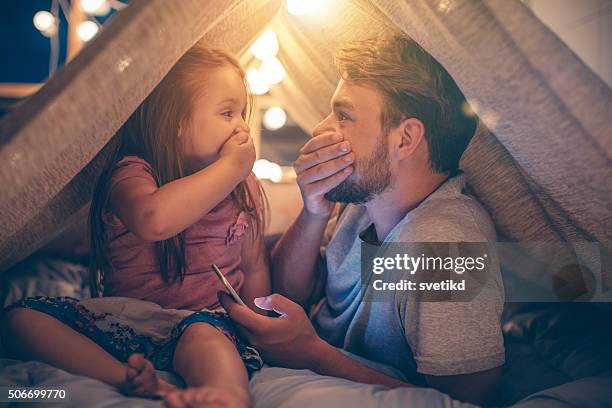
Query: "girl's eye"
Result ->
[[222, 111, 233, 118]]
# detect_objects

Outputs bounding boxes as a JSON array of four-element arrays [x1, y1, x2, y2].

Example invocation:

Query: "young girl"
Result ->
[[2, 44, 270, 408]]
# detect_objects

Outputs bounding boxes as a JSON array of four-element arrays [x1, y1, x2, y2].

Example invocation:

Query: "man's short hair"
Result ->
[[335, 34, 478, 175]]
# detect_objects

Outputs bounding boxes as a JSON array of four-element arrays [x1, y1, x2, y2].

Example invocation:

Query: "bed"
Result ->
[[1, 257, 611, 407]]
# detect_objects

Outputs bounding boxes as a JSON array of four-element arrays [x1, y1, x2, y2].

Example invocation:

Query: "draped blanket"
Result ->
[[0, 0, 610, 275]]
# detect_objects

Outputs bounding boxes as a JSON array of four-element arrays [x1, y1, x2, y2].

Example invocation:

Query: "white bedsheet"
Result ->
[[250, 365, 476, 408], [0, 357, 476, 408]]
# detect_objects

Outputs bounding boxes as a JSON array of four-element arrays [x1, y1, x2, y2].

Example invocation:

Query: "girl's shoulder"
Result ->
[[108, 155, 157, 193], [103, 156, 156, 228], [114, 155, 154, 174]]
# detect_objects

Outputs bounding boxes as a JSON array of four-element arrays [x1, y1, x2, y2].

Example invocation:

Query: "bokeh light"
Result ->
[[250, 30, 279, 61], [259, 57, 286, 85], [80, 0, 110, 16], [287, 0, 327, 16], [253, 159, 283, 183], [263, 106, 287, 130], [33, 11, 57, 37], [246, 68, 270, 95], [77, 20, 99, 42]]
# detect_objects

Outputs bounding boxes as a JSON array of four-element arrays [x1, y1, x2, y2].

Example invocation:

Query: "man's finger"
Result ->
[[218, 292, 272, 332], [294, 142, 351, 173], [304, 166, 353, 196], [300, 132, 343, 155], [297, 154, 354, 184], [254, 294, 298, 318], [254, 295, 289, 317]]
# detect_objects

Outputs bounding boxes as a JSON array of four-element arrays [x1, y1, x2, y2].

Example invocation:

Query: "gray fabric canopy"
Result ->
[[0, 0, 610, 276], [0, 0, 281, 271]]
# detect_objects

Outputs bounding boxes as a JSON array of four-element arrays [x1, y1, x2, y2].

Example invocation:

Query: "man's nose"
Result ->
[[312, 113, 337, 138]]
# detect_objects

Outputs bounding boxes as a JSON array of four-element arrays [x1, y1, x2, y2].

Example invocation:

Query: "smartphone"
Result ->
[[212, 264, 247, 307]]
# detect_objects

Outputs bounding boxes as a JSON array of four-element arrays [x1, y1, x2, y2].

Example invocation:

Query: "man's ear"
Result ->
[[394, 117, 425, 160]]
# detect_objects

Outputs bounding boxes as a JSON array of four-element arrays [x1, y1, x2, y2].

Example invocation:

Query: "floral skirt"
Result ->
[[5, 296, 263, 374]]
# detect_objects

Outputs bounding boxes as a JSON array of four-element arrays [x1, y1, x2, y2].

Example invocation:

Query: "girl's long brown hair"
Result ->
[[89, 44, 266, 296]]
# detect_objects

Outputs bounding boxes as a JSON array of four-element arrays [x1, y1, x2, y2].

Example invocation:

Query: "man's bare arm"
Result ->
[[270, 131, 353, 306], [312, 343, 502, 405], [309, 340, 412, 388], [425, 367, 503, 405], [220, 292, 411, 388], [270, 208, 329, 306]]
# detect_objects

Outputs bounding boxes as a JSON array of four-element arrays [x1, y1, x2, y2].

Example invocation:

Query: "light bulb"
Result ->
[[287, 0, 326, 16], [253, 159, 283, 183], [80, 0, 110, 15], [250, 30, 279, 61], [259, 58, 286, 85], [33, 11, 57, 36], [77, 20, 99, 42], [246, 68, 270, 96], [263, 107, 287, 131]]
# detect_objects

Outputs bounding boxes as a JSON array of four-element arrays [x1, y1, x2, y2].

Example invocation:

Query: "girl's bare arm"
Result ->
[[110, 157, 243, 242]]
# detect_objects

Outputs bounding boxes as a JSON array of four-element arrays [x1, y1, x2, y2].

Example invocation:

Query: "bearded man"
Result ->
[[221, 34, 505, 406]]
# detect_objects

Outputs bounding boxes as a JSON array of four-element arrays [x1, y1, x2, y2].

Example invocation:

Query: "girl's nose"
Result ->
[[235, 123, 250, 133]]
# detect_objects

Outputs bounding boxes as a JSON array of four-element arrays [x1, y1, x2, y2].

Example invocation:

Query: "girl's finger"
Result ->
[[233, 131, 251, 144]]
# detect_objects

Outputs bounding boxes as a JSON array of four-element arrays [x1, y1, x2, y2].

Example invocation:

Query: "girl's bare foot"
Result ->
[[164, 385, 250, 408], [123, 353, 177, 398]]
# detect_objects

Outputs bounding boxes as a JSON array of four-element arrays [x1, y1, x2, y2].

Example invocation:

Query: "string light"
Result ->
[[80, 0, 110, 15], [259, 57, 286, 85], [461, 100, 477, 117], [437, 0, 453, 14], [464, 99, 480, 116], [286, 0, 326, 16], [263, 107, 287, 130], [480, 110, 500, 130], [32, 1, 125, 79], [253, 159, 283, 183], [33, 11, 57, 37], [77, 20, 99, 42], [250, 30, 279, 61], [246, 68, 270, 95]]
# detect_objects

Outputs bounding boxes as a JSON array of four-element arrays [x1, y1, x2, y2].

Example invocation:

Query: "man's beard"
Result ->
[[324, 136, 391, 204]]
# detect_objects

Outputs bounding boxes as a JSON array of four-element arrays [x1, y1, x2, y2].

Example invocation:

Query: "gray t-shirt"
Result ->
[[313, 174, 505, 383]]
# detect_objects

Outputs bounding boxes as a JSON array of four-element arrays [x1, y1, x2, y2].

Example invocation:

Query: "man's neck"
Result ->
[[365, 171, 450, 242]]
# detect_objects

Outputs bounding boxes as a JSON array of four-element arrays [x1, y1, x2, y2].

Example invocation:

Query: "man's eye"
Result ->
[[337, 112, 350, 121]]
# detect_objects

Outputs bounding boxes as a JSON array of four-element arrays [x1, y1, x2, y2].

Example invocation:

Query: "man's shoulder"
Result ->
[[397, 192, 496, 243]]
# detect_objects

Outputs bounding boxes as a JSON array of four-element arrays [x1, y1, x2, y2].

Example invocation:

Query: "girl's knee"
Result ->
[[174, 323, 234, 359], [1, 307, 34, 334], [1, 308, 40, 355], [180, 322, 226, 343], [173, 323, 245, 381], [1, 307, 60, 341]]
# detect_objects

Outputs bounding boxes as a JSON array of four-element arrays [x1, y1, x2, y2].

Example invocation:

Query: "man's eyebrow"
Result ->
[[332, 99, 355, 110]]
